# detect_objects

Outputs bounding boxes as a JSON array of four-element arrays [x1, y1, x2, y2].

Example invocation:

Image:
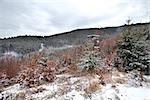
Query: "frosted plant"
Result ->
[[115, 25, 150, 74], [78, 51, 101, 70]]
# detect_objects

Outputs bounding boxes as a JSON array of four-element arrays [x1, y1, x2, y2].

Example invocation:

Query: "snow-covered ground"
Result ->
[[3, 51, 19, 57], [0, 69, 150, 100]]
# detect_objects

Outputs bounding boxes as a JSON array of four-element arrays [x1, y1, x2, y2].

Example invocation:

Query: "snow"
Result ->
[[3, 51, 19, 57], [47, 45, 74, 53], [62, 89, 85, 100], [1, 71, 150, 100], [30, 84, 58, 100], [51, 84, 150, 100], [2, 84, 20, 93], [0, 84, 21, 100], [118, 86, 150, 100]]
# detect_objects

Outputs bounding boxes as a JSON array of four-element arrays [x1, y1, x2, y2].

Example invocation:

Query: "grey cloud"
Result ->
[[0, 1, 35, 35], [0, 0, 149, 38]]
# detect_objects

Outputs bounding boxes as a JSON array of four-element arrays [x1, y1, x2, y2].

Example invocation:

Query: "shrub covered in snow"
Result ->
[[78, 41, 102, 71], [78, 51, 101, 70]]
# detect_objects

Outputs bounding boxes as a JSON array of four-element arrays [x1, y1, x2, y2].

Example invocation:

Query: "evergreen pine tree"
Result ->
[[115, 24, 150, 74]]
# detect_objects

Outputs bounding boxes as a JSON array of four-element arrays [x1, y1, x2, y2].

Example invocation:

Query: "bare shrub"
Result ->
[[98, 37, 117, 68], [54, 46, 83, 74], [0, 52, 55, 88], [0, 57, 21, 78], [16, 65, 55, 88]]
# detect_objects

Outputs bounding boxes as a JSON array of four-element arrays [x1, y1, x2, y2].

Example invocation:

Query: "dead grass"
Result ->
[[84, 79, 101, 95], [115, 94, 120, 100]]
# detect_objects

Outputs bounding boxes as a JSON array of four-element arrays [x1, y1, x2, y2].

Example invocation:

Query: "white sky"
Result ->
[[0, 0, 150, 38]]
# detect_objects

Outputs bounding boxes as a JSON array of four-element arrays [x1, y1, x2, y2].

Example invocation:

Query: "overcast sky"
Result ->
[[0, 0, 149, 38]]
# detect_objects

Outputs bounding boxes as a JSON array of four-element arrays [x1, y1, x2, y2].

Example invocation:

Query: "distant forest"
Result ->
[[0, 22, 149, 56]]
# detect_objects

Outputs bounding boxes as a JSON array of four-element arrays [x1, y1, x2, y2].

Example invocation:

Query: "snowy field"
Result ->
[[0, 69, 150, 100]]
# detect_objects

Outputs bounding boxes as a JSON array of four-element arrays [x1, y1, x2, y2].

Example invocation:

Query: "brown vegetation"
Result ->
[[84, 79, 101, 95], [0, 52, 55, 88], [98, 37, 117, 67], [0, 57, 21, 78]]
